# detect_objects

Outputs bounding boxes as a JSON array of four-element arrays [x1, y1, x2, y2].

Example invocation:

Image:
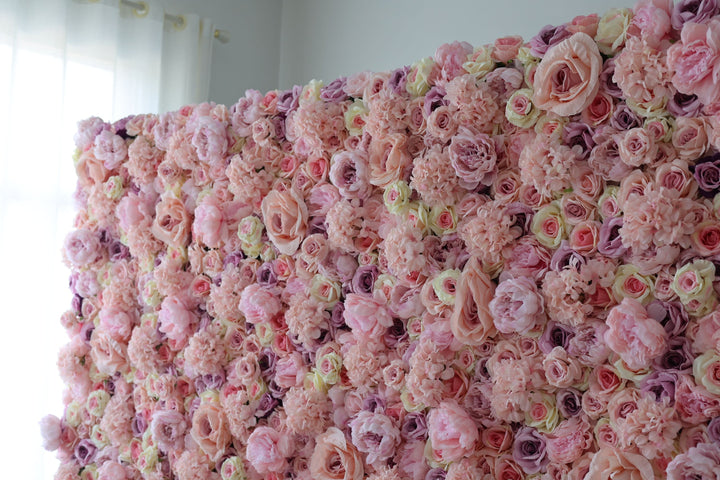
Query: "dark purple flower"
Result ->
[[539, 322, 575, 353], [401, 411, 427, 441], [530, 24, 572, 57], [307, 216, 327, 235], [600, 58, 623, 98], [255, 393, 279, 418], [672, 0, 720, 30], [708, 416, 720, 443], [513, 427, 549, 474], [351, 265, 378, 296], [277, 85, 302, 114], [108, 240, 130, 261], [71, 294, 83, 316], [641, 371, 678, 404], [80, 322, 94, 344], [563, 122, 596, 159], [424, 86, 448, 117], [556, 388, 583, 418], [668, 92, 703, 117], [425, 468, 447, 480], [653, 336, 693, 372], [693, 153, 720, 197], [267, 379, 288, 398], [258, 348, 277, 380], [362, 394, 386, 413], [598, 216, 627, 258], [271, 115, 286, 141], [506, 202, 534, 236], [256, 262, 277, 287], [330, 301, 345, 328], [384, 317, 408, 348], [132, 413, 148, 437], [646, 300, 689, 337], [610, 102, 642, 131], [320, 77, 349, 103], [113, 115, 133, 139], [550, 241, 586, 271], [388, 66, 410, 95], [74, 439, 97, 467]]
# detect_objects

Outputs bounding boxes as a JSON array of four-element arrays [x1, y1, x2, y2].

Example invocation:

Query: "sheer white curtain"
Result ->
[[0, 1, 213, 478]]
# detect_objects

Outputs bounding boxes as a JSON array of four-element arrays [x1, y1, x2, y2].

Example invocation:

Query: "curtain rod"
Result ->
[[119, 0, 230, 44]]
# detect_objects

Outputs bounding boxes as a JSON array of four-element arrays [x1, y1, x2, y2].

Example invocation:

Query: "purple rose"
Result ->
[[549, 241, 586, 271], [512, 427, 549, 474], [401, 411, 428, 441], [668, 92, 703, 117], [351, 265, 378, 296], [329, 301, 345, 329], [599, 58, 623, 98], [462, 381, 493, 424], [693, 154, 720, 197], [256, 262, 277, 287], [653, 336, 693, 372], [671, 0, 720, 30], [384, 318, 408, 348], [610, 102, 642, 131], [598, 216, 627, 258], [563, 122, 595, 159], [641, 370, 678, 404], [258, 348, 277, 380], [425, 468, 447, 480], [647, 300, 689, 337], [223, 251, 244, 268], [74, 439, 97, 467], [448, 128, 498, 190], [423, 85, 448, 117], [506, 202, 534, 237], [539, 322, 575, 353], [308, 216, 327, 235], [529, 24, 571, 57], [362, 394, 386, 413], [708, 416, 720, 443], [132, 413, 148, 437], [276, 85, 301, 114], [320, 77, 349, 103], [194, 372, 225, 393], [255, 392, 279, 418], [388, 66, 410, 95], [329, 150, 371, 199], [556, 388, 583, 418], [151, 409, 187, 452], [71, 294, 83, 316], [108, 240, 130, 261]]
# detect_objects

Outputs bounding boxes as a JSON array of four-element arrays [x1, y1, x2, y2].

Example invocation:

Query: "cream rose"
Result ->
[[533, 32, 602, 116]]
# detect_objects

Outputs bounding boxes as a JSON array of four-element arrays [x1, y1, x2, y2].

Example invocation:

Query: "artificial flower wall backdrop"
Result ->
[[43, 0, 720, 479]]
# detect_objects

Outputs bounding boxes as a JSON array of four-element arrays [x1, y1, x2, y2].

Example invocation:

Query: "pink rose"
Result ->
[[450, 256, 497, 345], [152, 193, 191, 247], [428, 400, 479, 463], [672, 116, 709, 162], [89, 330, 127, 375], [493, 36, 524, 63], [274, 353, 306, 389], [667, 19, 720, 105], [150, 409, 187, 453], [604, 298, 668, 370], [239, 284, 282, 324], [116, 193, 154, 231], [191, 401, 231, 461], [585, 447, 655, 480], [543, 346, 583, 388], [533, 32, 603, 116], [310, 427, 364, 480], [246, 426, 293, 473], [343, 293, 393, 342], [617, 128, 657, 168], [261, 186, 308, 255]]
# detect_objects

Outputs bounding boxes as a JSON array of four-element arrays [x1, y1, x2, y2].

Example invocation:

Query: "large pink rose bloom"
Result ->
[[533, 32, 602, 116], [604, 298, 667, 371], [667, 19, 720, 105], [427, 400, 479, 463], [261, 186, 308, 255], [246, 426, 293, 474]]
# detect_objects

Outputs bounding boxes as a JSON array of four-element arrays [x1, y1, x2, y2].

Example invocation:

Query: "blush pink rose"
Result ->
[[246, 426, 293, 473], [427, 400, 479, 463], [150, 409, 187, 453], [261, 186, 308, 255], [585, 447, 655, 480], [533, 32, 603, 116], [604, 298, 668, 371], [343, 293, 393, 342], [310, 427, 364, 480], [451, 256, 497, 345], [667, 19, 720, 106], [152, 193, 191, 247], [191, 401, 232, 461], [493, 36, 525, 63]]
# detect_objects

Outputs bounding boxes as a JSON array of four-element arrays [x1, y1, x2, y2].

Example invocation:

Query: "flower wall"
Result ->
[[44, 1, 720, 479]]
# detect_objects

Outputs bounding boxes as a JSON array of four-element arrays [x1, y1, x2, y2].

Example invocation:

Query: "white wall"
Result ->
[[279, 0, 638, 89], [161, 0, 283, 106]]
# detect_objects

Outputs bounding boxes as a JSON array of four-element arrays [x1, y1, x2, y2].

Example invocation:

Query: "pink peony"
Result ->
[[667, 19, 720, 105], [238, 284, 282, 324], [427, 400, 479, 463], [246, 426, 293, 473], [343, 293, 393, 342], [604, 298, 668, 370], [349, 411, 400, 464], [150, 409, 187, 453], [489, 276, 545, 335]]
